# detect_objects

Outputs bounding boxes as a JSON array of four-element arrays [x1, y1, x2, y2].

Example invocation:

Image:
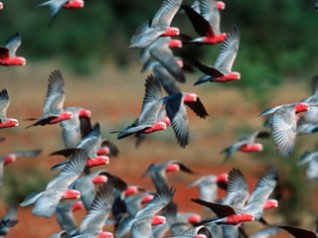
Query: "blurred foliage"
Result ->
[[0, 0, 317, 86], [2, 167, 49, 204]]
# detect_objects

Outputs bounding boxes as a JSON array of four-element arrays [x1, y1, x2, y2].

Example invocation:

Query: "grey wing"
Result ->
[[47, 150, 87, 190], [55, 201, 77, 233], [152, 0, 183, 26], [150, 43, 185, 83], [166, 96, 189, 148], [4, 33, 21, 58], [214, 26, 240, 73], [61, 118, 82, 148], [42, 70, 65, 115], [246, 168, 278, 208], [198, 0, 220, 34], [0, 89, 9, 121], [137, 75, 163, 126], [79, 184, 114, 234], [272, 107, 297, 157], [222, 168, 249, 211], [38, 0, 68, 18], [71, 175, 95, 210], [32, 189, 63, 218], [136, 188, 175, 218], [153, 62, 182, 95]]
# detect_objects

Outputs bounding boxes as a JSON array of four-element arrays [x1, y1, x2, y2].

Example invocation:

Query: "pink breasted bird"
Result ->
[[131, 188, 175, 238], [26, 70, 73, 128], [141, 37, 185, 83], [0, 89, 19, 129], [193, 168, 278, 225], [193, 26, 240, 85], [60, 106, 92, 148], [0, 33, 26, 66], [39, 0, 84, 25], [182, 0, 227, 45], [190, 0, 225, 13], [164, 92, 208, 147], [20, 150, 87, 218], [143, 160, 193, 193], [130, 0, 182, 48], [74, 184, 114, 237], [259, 102, 312, 157], [189, 173, 228, 204], [112, 75, 168, 140], [221, 130, 270, 162]]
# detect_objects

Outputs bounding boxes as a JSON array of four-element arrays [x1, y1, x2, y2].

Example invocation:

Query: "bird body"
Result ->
[[130, 0, 182, 48], [0, 89, 19, 129], [0, 33, 26, 66]]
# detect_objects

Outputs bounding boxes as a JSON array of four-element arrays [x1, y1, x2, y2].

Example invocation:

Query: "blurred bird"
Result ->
[[258, 102, 312, 157], [71, 170, 126, 210], [71, 184, 114, 237], [188, 173, 228, 203], [182, 0, 227, 45], [191, 0, 225, 12], [53, 200, 84, 235], [315, 0, 318, 11], [192, 26, 240, 85], [60, 106, 92, 148], [141, 37, 185, 83], [20, 150, 87, 218], [0, 33, 26, 66], [26, 70, 73, 128], [130, 0, 182, 48], [113, 75, 208, 147], [297, 75, 318, 125], [0, 2, 3, 9], [193, 168, 278, 225], [0, 89, 19, 129], [39, 0, 84, 25], [143, 59, 182, 95], [0, 149, 42, 190], [112, 75, 169, 140], [298, 151, 318, 180], [51, 123, 110, 170], [164, 91, 208, 147], [0, 205, 18, 237], [130, 188, 175, 238], [221, 131, 270, 162], [143, 160, 194, 193], [2, 149, 42, 166]]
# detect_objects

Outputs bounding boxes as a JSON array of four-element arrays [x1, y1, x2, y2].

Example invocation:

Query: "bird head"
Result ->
[[91, 174, 108, 184]]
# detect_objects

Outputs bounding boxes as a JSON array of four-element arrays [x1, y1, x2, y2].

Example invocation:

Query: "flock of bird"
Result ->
[[1, 0, 318, 237]]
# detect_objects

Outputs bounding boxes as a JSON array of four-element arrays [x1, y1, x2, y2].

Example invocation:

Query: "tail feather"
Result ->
[[193, 75, 211, 86], [50, 148, 78, 157]]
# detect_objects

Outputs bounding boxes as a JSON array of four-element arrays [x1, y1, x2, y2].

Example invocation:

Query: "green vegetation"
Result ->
[[1, 0, 317, 84]]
